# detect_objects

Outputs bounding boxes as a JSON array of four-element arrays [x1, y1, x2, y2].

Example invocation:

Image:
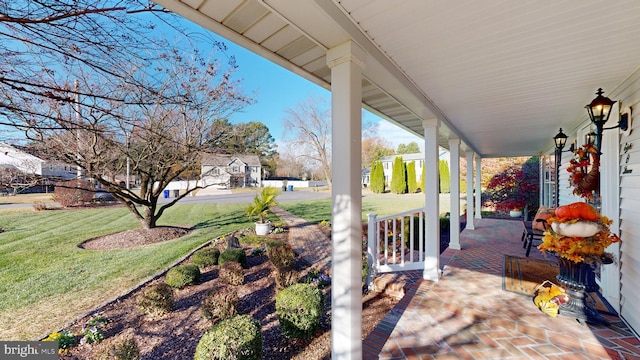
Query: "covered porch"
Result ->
[[363, 217, 640, 359]]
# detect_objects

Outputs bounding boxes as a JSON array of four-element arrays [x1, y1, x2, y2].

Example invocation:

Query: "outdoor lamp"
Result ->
[[553, 128, 568, 151], [553, 128, 569, 207], [586, 131, 597, 146], [585, 88, 629, 154]]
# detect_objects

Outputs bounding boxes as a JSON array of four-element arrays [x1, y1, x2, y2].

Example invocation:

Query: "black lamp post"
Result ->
[[553, 128, 568, 207]]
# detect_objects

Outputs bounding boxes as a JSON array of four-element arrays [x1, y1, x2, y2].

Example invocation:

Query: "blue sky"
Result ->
[[185, 23, 423, 151]]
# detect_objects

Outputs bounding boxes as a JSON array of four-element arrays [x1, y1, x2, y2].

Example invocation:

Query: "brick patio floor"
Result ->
[[272, 208, 640, 359]]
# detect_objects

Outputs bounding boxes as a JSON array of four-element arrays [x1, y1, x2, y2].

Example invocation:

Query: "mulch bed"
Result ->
[[59, 229, 397, 360]]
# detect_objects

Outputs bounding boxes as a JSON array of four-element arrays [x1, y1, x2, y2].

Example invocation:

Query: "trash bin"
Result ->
[[163, 190, 169, 198], [173, 189, 179, 197], [282, 185, 287, 192], [288, 185, 293, 192]]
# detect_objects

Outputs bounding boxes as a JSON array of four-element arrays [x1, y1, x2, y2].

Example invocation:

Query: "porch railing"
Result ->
[[366, 207, 427, 287]]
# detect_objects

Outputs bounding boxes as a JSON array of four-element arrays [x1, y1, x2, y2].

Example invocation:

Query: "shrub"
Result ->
[[201, 287, 239, 323], [191, 247, 220, 268], [407, 161, 417, 193], [80, 314, 109, 345], [390, 156, 407, 194], [274, 267, 298, 291], [165, 264, 200, 288], [136, 283, 174, 317], [304, 268, 330, 288], [54, 179, 94, 207], [266, 241, 294, 269], [94, 336, 140, 360], [194, 315, 262, 360], [219, 248, 247, 268], [219, 261, 244, 286], [276, 283, 324, 339], [369, 161, 385, 194], [43, 330, 76, 353]]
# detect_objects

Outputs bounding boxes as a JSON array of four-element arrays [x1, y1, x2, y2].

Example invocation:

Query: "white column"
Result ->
[[326, 40, 366, 360], [448, 138, 461, 250], [475, 155, 482, 219], [422, 117, 440, 281], [600, 105, 621, 312], [465, 150, 475, 230]]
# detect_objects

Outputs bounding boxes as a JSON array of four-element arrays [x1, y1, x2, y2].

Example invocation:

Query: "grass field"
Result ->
[[0, 203, 253, 340], [0, 193, 435, 340]]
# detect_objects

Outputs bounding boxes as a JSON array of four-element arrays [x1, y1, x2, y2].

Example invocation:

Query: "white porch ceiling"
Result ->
[[153, 0, 640, 158]]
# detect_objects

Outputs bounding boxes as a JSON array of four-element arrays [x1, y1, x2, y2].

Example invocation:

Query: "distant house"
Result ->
[[201, 154, 261, 189], [0, 143, 76, 180]]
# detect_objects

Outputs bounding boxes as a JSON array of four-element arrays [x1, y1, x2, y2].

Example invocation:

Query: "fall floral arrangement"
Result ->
[[567, 143, 599, 200], [538, 202, 620, 264]]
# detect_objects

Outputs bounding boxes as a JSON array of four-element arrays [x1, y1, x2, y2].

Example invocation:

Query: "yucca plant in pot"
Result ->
[[246, 186, 279, 235]]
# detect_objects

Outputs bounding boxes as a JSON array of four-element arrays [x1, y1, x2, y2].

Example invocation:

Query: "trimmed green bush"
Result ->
[[191, 247, 220, 268], [276, 283, 324, 339], [266, 241, 295, 269], [165, 264, 201, 289], [219, 261, 244, 286], [390, 156, 407, 194], [407, 161, 417, 193], [201, 287, 238, 323], [369, 161, 385, 194], [219, 248, 248, 268], [136, 283, 174, 317], [439, 159, 450, 193], [194, 315, 263, 360]]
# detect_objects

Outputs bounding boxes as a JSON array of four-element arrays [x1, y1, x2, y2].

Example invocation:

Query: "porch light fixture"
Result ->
[[553, 128, 572, 207], [585, 88, 629, 154], [585, 131, 597, 146]]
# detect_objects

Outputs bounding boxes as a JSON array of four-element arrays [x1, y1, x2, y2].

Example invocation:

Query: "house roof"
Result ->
[[153, 0, 640, 158], [201, 153, 261, 167]]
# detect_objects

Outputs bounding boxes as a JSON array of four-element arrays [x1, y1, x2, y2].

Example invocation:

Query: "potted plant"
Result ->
[[246, 186, 279, 235]]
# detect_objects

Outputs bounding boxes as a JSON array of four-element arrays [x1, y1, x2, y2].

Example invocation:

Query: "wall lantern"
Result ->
[[585, 88, 629, 154], [553, 128, 568, 151]]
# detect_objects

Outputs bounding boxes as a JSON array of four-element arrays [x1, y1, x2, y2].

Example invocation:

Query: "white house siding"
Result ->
[[618, 70, 640, 334], [551, 71, 640, 335]]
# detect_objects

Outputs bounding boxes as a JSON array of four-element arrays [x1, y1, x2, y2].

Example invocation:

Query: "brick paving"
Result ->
[[271, 208, 640, 359]]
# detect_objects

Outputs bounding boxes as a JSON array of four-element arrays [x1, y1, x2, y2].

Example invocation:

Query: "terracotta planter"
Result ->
[[509, 209, 522, 217]]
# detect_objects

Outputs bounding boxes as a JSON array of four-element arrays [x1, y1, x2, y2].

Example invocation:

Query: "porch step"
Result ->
[[372, 275, 407, 300]]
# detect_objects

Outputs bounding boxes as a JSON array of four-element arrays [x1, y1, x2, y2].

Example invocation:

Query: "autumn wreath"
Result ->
[[567, 143, 599, 200]]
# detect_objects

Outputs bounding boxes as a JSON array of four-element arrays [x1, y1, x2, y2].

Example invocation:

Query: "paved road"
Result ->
[[158, 189, 330, 204], [0, 189, 331, 210]]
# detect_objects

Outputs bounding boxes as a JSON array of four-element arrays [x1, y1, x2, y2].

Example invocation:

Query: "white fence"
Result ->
[[261, 180, 328, 189], [367, 208, 427, 283]]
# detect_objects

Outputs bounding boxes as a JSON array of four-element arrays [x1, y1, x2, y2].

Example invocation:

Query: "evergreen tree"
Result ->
[[420, 166, 425, 193], [407, 161, 417, 193], [439, 160, 451, 193], [391, 156, 407, 194], [369, 161, 385, 193]]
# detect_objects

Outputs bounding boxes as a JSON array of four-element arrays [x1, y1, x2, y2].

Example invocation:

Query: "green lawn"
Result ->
[[0, 203, 253, 340], [0, 193, 429, 340]]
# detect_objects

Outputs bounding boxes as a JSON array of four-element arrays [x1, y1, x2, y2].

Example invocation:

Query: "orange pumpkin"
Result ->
[[554, 202, 600, 221]]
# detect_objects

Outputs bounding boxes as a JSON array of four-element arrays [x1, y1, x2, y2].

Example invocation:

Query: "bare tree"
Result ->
[[283, 96, 332, 188], [11, 48, 252, 228], [0, 1, 254, 228], [0, 0, 180, 131]]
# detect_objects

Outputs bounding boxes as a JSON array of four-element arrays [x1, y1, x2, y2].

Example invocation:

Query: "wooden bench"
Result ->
[[521, 219, 546, 257]]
